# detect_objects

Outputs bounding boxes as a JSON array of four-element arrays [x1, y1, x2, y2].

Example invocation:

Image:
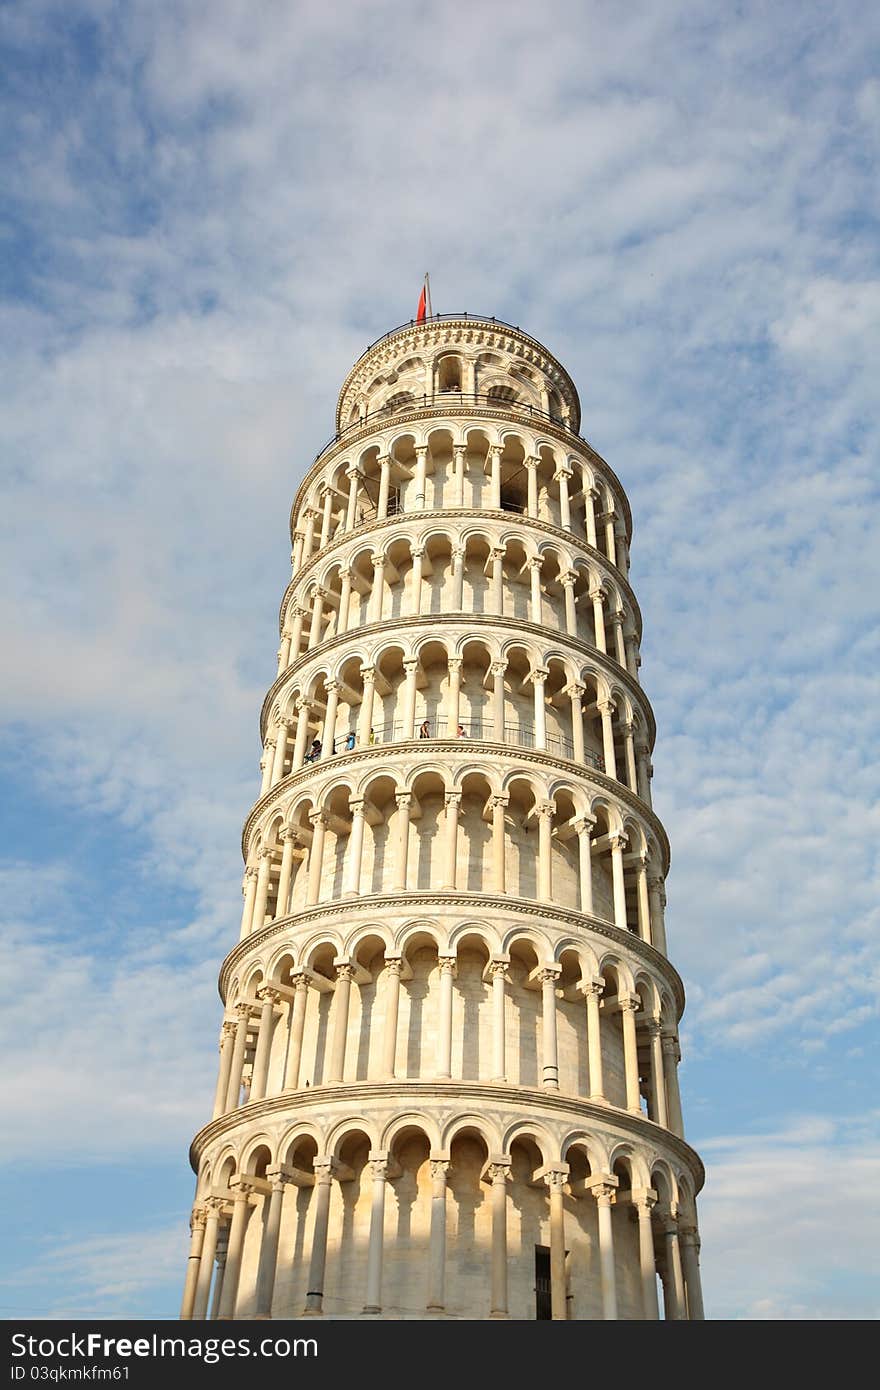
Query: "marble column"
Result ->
[[634, 1191, 660, 1319], [574, 816, 594, 914], [491, 661, 506, 740], [414, 447, 428, 509], [322, 680, 340, 753], [662, 1033, 685, 1137], [306, 811, 327, 905], [490, 795, 507, 893], [437, 956, 457, 1078], [179, 1208, 206, 1320], [363, 1157, 389, 1314], [568, 683, 585, 762], [303, 1161, 334, 1315], [327, 962, 354, 1083], [648, 876, 668, 955], [488, 1162, 511, 1318], [590, 587, 607, 653], [393, 793, 411, 891], [443, 793, 460, 889], [529, 558, 543, 624], [488, 445, 502, 509], [609, 831, 628, 931], [238, 867, 258, 942], [594, 1183, 618, 1320], [377, 454, 391, 519], [539, 966, 561, 1090], [344, 798, 366, 897], [251, 846, 274, 934], [382, 958, 402, 1078], [647, 1019, 669, 1128], [619, 994, 642, 1114], [426, 1159, 450, 1312], [525, 456, 539, 518], [680, 1226, 705, 1320], [536, 800, 554, 900], [191, 1199, 222, 1320], [368, 554, 385, 624], [402, 658, 419, 737], [274, 829, 297, 921], [337, 569, 353, 634], [254, 1173, 287, 1319], [307, 587, 325, 651], [598, 699, 617, 778], [249, 987, 280, 1103], [445, 657, 462, 736], [451, 547, 465, 610], [490, 961, 507, 1081], [283, 974, 309, 1090], [357, 668, 375, 745], [546, 1169, 568, 1320], [582, 979, 606, 1102], [212, 1020, 237, 1118], [225, 1002, 252, 1113], [561, 572, 577, 636], [217, 1184, 252, 1319], [556, 467, 572, 530], [532, 667, 548, 749], [490, 547, 504, 614]]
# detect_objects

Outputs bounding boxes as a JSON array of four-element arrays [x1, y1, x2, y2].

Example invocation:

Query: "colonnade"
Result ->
[[180, 1155, 704, 1322], [210, 960, 684, 1134]]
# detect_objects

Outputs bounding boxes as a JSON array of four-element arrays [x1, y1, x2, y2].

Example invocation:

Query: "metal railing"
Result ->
[[315, 389, 583, 463], [300, 718, 603, 771]]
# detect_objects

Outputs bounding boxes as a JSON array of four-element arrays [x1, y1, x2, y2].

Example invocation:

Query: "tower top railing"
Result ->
[[313, 388, 598, 466]]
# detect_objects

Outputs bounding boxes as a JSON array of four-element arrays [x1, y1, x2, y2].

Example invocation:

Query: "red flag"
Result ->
[[416, 282, 427, 322]]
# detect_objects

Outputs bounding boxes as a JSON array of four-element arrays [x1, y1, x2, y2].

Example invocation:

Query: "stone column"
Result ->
[[490, 547, 504, 614], [488, 444, 502, 509], [539, 965, 561, 1090], [525, 456, 539, 517], [254, 1172, 287, 1319], [402, 658, 419, 738], [595, 1183, 618, 1320], [191, 1199, 222, 1320], [274, 829, 297, 921], [536, 800, 554, 900], [663, 1214, 686, 1319], [414, 446, 428, 509], [616, 529, 629, 573], [363, 1156, 389, 1314], [322, 680, 339, 753], [410, 547, 424, 615], [249, 987, 280, 1103], [662, 1033, 685, 1137], [582, 979, 606, 1101], [345, 466, 360, 530], [270, 719, 289, 784], [646, 1019, 669, 1128], [609, 832, 628, 931], [344, 798, 366, 897], [290, 603, 307, 658], [427, 1159, 450, 1311], [680, 1226, 705, 1320], [491, 660, 506, 740], [212, 1020, 237, 1118], [437, 956, 457, 1078], [238, 867, 258, 941], [635, 853, 652, 944], [556, 467, 572, 530], [619, 993, 642, 1113], [573, 816, 595, 914], [180, 1208, 206, 1320], [283, 974, 310, 1089], [625, 633, 639, 679], [443, 793, 460, 889], [292, 699, 312, 768], [303, 1160, 334, 1315], [327, 963, 354, 1083], [634, 1191, 660, 1319], [382, 958, 402, 1077], [302, 507, 316, 559], [561, 572, 577, 636], [623, 721, 638, 792], [490, 795, 507, 893], [445, 657, 462, 737], [209, 1229, 228, 1320], [377, 454, 391, 519], [584, 484, 598, 547], [565, 683, 585, 762], [393, 793, 411, 891], [488, 1162, 511, 1317], [337, 569, 353, 633], [604, 510, 618, 567], [490, 961, 507, 1080], [529, 557, 543, 624], [306, 812, 327, 906], [453, 444, 467, 506], [545, 1169, 568, 1319], [368, 554, 385, 624], [357, 667, 375, 745], [598, 699, 617, 778], [307, 587, 325, 651], [260, 741, 274, 797], [291, 530, 305, 572], [611, 610, 627, 667], [451, 547, 465, 610], [590, 587, 607, 652], [648, 876, 668, 955], [532, 667, 548, 749], [319, 487, 333, 548], [251, 846, 274, 935], [217, 1183, 252, 1319], [225, 1002, 252, 1112], [277, 630, 291, 674], [636, 743, 652, 805]]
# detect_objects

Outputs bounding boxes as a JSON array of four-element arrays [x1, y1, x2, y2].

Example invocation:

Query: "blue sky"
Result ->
[[1, 0, 878, 1320]]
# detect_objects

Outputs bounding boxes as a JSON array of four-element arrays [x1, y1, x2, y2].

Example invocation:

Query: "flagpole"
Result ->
[[425, 272, 433, 319]]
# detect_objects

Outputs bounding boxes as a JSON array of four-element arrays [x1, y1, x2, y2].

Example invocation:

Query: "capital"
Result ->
[[489, 961, 509, 981], [190, 1207, 207, 1232], [438, 956, 458, 977], [544, 1168, 568, 1194], [395, 791, 413, 809], [572, 814, 597, 837], [589, 586, 607, 603], [291, 972, 310, 993], [371, 552, 386, 568], [430, 1159, 450, 1181], [235, 1000, 252, 1020], [403, 657, 420, 673], [257, 985, 281, 1005], [244, 866, 258, 884], [259, 844, 274, 860], [489, 660, 507, 676], [593, 1182, 617, 1206], [335, 963, 355, 983], [447, 656, 463, 672], [487, 1162, 512, 1183], [535, 800, 556, 819], [530, 665, 549, 685], [349, 797, 366, 816], [444, 792, 462, 809], [488, 794, 509, 810], [451, 547, 465, 562], [611, 609, 626, 626], [525, 455, 540, 471], [384, 957, 403, 977], [369, 1158, 389, 1182], [537, 965, 562, 985], [360, 665, 376, 683], [280, 826, 299, 844], [220, 1020, 238, 1043], [609, 832, 629, 853], [308, 809, 329, 829]]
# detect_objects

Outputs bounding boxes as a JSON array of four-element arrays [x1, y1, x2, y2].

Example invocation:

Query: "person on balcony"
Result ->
[[419, 719, 430, 739]]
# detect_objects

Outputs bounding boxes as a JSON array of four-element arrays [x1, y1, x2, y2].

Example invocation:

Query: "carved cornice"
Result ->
[[242, 734, 669, 871], [280, 507, 641, 637], [217, 889, 684, 1014], [262, 610, 652, 749], [188, 1078, 705, 1193], [290, 407, 632, 543]]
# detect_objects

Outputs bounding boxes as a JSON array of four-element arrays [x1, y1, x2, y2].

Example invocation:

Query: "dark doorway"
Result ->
[[535, 1245, 552, 1319]]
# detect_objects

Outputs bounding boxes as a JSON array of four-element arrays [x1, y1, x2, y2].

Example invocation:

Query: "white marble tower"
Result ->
[[180, 313, 706, 1321]]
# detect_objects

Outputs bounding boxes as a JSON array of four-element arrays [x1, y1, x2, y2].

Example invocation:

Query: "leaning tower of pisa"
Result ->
[[179, 313, 706, 1322]]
